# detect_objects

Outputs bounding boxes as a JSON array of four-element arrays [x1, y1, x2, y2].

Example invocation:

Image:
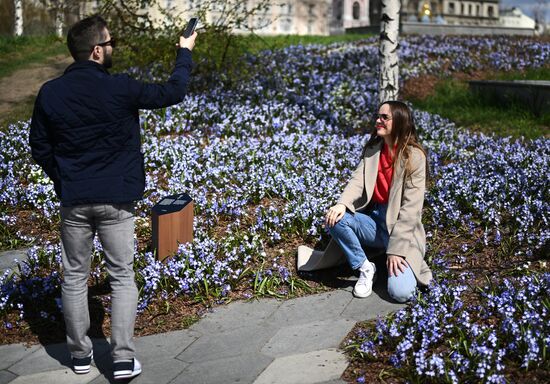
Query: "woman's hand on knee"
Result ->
[[387, 254, 407, 277], [325, 204, 346, 228]]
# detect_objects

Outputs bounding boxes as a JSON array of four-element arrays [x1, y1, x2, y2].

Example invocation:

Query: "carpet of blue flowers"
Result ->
[[1, 35, 549, 382]]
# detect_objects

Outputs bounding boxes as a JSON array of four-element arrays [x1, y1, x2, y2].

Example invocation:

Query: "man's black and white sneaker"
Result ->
[[113, 358, 142, 380], [72, 350, 93, 374]]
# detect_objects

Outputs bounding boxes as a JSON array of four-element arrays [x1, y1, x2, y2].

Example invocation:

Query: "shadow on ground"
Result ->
[[298, 252, 397, 303]]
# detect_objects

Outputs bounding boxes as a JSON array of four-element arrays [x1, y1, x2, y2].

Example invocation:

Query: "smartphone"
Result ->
[[182, 17, 198, 38]]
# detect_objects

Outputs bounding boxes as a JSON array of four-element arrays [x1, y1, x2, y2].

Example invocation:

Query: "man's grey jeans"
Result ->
[[60, 203, 138, 361]]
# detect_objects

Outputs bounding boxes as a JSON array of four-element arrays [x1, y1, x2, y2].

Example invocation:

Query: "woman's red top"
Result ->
[[372, 143, 395, 204]]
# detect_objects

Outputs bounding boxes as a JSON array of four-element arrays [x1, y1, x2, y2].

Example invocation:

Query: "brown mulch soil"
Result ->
[[15, 209, 60, 245], [401, 74, 440, 101], [401, 69, 499, 102]]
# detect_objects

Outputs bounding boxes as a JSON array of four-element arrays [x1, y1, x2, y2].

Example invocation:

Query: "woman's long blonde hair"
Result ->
[[365, 101, 427, 179]]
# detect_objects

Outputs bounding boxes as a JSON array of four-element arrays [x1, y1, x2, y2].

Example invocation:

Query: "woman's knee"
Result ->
[[388, 286, 415, 303], [387, 276, 417, 303], [328, 212, 352, 236]]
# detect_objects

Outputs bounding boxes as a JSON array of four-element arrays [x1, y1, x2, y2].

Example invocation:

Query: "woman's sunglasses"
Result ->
[[375, 113, 392, 122]]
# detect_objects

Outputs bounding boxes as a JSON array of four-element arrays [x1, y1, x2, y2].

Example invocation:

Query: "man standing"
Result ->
[[29, 15, 197, 380]]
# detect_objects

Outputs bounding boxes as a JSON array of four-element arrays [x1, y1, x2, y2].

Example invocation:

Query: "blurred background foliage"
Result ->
[[99, 0, 272, 86]]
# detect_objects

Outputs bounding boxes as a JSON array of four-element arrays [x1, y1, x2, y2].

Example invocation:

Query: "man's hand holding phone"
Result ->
[[178, 17, 198, 51]]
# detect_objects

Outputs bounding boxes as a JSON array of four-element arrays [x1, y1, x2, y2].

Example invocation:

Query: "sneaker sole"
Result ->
[[353, 288, 373, 298], [114, 368, 142, 380], [74, 366, 91, 374], [73, 351, 93, 374]]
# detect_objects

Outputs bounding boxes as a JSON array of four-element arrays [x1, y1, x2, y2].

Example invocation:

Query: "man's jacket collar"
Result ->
[[64, 60, 110, 75]]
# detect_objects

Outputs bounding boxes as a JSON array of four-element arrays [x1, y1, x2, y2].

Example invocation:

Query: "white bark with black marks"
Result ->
[[378, 0, 400, 103], [55, 0, 64, 37], [55, 10, 64, 37], [14, 0, 23, 36]]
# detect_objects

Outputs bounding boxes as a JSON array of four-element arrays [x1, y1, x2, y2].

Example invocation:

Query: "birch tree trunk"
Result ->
[[378, 0, 400, 103], [14, 0, 23, 36], [55, 0, 64, 38]]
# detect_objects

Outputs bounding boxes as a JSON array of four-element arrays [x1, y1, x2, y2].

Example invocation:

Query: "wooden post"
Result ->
[[151, 193, 194, 262]]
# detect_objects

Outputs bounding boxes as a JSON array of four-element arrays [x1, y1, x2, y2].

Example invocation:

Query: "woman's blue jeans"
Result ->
[[327, 204, 417, 303]]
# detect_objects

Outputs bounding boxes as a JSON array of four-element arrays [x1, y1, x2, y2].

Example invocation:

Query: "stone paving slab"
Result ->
[[261, 318, 355, 358], [8, 367, 100, 384], [7, 343, 72, 376], [177, 324, 278, 363], [190, 298, 281, 334], [0, 249, 28, 274], [0, 371, 17, 384], [0, 344, 40, 370], [6, 338, 113, 378], [253, 349, 348, 384], [171, 352, 274, 384], [135, 330, 201, 365], [264, 290, 352, 327], [131, 359, 189, 384]]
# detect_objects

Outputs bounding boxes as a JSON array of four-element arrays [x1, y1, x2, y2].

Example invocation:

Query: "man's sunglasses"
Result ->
[[97, 38, 116, 48]]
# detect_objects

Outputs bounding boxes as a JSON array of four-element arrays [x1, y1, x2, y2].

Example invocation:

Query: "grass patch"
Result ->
[[409, 77, 550, 139], [0, 35, 69, 79], [492, 66, 550, 81]]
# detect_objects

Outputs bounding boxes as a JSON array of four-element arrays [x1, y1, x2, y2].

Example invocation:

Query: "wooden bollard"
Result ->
[[151, 193, 193, 262]]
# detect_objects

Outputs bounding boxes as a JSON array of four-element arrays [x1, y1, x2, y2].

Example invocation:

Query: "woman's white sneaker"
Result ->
[[353, 261, 376, 298]]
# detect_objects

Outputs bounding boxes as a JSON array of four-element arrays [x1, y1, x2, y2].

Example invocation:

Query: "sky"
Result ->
[[501, 0, 548, 21]]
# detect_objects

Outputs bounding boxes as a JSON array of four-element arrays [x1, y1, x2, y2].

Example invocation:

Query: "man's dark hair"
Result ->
[[67, 15, 108, 61]]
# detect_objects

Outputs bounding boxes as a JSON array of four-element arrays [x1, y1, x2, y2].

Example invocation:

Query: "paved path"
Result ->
[[0, 250, 28, 275], [0, 250, 404, 384]]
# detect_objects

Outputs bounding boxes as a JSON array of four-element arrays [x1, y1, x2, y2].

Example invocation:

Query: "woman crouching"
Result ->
[[324, 101, 432, 302]]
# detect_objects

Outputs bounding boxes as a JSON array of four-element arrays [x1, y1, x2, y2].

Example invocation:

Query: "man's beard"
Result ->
[[103, 48, 113, 69]]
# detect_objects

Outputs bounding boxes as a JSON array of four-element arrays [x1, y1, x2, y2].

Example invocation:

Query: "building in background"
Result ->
[[180, 0, 535, 35], [200, 0, 370, 36], [401, 0, 500, 26], [500, 6, 536, 29], [360, 0, 536, 35], [1, 0, 539, 37], [331, 0, 370, 33], [246, 0, 334, 35]]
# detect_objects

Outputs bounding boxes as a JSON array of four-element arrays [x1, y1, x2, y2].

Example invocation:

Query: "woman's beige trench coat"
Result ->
[[297, 140, 433, 286]]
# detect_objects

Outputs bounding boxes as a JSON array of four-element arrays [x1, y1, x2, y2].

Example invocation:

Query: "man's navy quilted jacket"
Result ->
[[29, 48, 193, 206]]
